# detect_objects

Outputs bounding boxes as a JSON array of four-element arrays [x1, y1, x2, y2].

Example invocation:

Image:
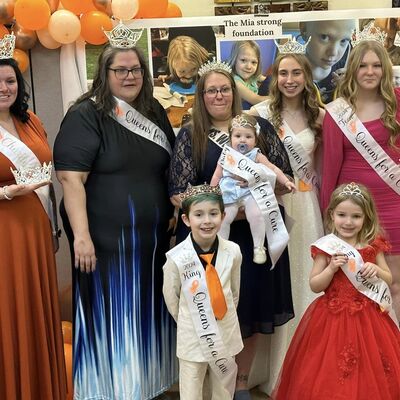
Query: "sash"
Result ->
[[253, 100, 319, 191], [168, 241, 237, 397], [312, 234, 399, 328], [326, 98, 400, 195], [208, 128, 230, 148], [219, 145, 289, 269], [111, 96, 172, 156], [0, 125, 54, 228]]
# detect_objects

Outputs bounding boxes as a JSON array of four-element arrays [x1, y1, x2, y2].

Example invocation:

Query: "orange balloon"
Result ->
[[164, 2, 182, 18], [92, 0, 112, 16], [13, 48, 29, 73], [62, 321, 73, 344], [0, 24, 8, 38], [14, 0, 51, 30], [45, 0, 60, 13], [136, 0, 167, 19], [12, 22, 37, 51], [80, 10, 112, 45], [0, 0, 15, 25], [64, 343, 73, 400], [61, 0, 95, 15]]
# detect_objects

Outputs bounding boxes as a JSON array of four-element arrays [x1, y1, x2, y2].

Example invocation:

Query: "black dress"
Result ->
[[54, 99, 178, 400], [169, 117, 294, 338]]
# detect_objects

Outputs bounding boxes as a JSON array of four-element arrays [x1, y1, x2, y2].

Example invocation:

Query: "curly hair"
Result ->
[[268, 53, 322, 140], [76, 45, 155, 120], [0, 58, 30, 122], [336, 40, 400, 149], [189, 69, 242, 170], [325, 183, 382, 244]]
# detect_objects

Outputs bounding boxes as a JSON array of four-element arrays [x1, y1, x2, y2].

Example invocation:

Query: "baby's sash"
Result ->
[[0, 125, 54, 230], [326, 98, 400, 195], [312, 234, 398, 328], [168, 243, 237, 397], [111, 96, 172, 156], [219, 145, 289, 269]]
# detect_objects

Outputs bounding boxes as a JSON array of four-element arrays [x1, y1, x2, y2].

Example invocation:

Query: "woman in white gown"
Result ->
[[249, 52, 324, 393]]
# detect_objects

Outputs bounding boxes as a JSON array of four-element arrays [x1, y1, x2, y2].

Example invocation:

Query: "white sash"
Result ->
[[111, 96, 172, 156], [0, 125, 53, 226], [326, 98, 400, 195], [219, 145, 289, 269], [168, 241, 237, 397], [253, 100, 319, 189], [312, 234, 399, 328]]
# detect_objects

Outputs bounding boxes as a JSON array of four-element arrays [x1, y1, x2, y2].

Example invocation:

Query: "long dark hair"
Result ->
[[0, 58, 30, 122], [76, 45, 155, 119]]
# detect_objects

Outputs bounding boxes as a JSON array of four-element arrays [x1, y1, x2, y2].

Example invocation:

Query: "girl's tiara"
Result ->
[[338, 182, 365, 199], [231, 115, 260, 135], [0, 33, 15, 59], [274, 36, 311, 54], [351, 22, 387, 47], [198, 57, 232, 77], [104, 22, 143, 49]]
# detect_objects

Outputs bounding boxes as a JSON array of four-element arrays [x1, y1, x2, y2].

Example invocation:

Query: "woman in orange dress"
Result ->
[[0, 54, 67, 399]]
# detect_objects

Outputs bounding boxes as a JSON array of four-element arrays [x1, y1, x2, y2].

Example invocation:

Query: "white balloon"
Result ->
[[111, 0, 138, 21], [48, 10, 81, 45]]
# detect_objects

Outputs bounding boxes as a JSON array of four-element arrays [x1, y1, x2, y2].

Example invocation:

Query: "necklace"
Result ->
[[282, 108, 301, 118]]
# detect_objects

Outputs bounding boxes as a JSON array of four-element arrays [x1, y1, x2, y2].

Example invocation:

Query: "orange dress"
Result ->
[[0, 112, 67, 400]]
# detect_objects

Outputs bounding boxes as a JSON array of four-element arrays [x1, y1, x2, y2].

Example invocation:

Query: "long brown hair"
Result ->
[[189, 70, 242, 170], [268, 53, 322, 139], [76, 46, 154, 119], [336, 40, 400, 149]]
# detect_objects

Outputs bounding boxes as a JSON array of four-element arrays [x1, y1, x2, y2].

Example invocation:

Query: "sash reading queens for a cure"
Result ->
[[167, 243, 237, 397], [0, 125, 54, 229], [312, 234, 399, 328], [326, 98, 400, 195], [219, 145, 289, 269], [111, 96, 172, 156]]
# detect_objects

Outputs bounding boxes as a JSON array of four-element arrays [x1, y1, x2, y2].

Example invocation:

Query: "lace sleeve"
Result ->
[[256, 116, 293, 176], [168, 127, 197, 196]]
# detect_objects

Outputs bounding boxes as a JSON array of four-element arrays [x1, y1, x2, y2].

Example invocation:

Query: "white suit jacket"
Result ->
[[163, 235, 243, 362]]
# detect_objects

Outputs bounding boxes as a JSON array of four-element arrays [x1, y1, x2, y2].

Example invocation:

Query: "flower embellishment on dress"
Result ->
[[198, 58, 232, 77], [104, 21, 143, 49], [339, 182, 365, 200], [274, 36, 311, 54], [351, 21, 387, 47], [11, 161, 52, 185]]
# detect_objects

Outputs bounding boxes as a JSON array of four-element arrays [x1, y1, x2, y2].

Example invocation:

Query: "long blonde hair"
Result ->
[[268, 53, 322, 139], [336, 40, 400, 149], [325, 183, 382, 244], [190, 70, 242, 170]]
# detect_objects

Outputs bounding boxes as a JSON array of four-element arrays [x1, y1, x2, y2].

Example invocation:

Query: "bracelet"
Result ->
[[2, 185, 13, 200]]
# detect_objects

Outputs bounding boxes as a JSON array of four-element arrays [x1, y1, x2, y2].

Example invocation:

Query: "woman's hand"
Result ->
[[360, 262, 379, 279], [328, 253, 348, 274], [74, 234, 97, 273], [3, 181, 50, 199]]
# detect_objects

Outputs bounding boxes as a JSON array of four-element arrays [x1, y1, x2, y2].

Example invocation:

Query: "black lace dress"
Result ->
[[169, 117, 294, 337]]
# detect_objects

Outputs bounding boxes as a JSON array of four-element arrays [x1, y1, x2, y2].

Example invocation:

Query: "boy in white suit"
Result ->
[[163, 184, 243, 400]]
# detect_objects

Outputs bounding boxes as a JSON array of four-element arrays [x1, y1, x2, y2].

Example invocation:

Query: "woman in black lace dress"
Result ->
[[168, 64, 294, 399]]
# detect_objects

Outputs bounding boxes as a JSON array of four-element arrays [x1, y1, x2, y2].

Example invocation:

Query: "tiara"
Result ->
[[231, 115, 260, 135], [198, 57, 232, 77], [0, 33, 15, 60], [339, 182, 365, 199], [180, 183, 222, 202], [11, 162, 52, 185], [274, 36, 311, 54], [104, 22, 143, 49], [351, 22, 387, 47]]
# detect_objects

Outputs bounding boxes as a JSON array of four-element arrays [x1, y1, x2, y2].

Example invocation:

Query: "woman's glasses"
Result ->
[[203, 86, 232, 97], [108, 67, 144, 80]]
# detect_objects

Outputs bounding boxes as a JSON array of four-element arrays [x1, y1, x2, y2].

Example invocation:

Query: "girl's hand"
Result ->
[[236, 179, 248, 188], [284, 180, 297, 192], [328, 253, 348, 273], [360, 262, 379, 279], [4, 181, 50, 199]]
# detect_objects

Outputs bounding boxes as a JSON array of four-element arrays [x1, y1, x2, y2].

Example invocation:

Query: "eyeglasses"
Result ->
[[108, 67, 144, 80], [203, 86, 232, 97]]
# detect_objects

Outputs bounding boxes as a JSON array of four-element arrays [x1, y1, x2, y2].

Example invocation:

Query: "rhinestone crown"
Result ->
[[11, 162, 52, 185], [180, 183, 222, 202], [351, 22, 387, 47], [339, 182, 365, 199], [274, 36, 311, 54], [0, 33, 15, 60], [104, 22, 143, 49], [198, 57, 232, 77]]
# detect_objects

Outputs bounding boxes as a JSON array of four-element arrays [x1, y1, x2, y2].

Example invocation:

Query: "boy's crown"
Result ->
[[180, 183, 222, 202], [351, 22, 387, 47], [198, 57, 232, 77], [274, 36, 311, 54], [104, 21, 143, 49], [0, 33, 15, 60]]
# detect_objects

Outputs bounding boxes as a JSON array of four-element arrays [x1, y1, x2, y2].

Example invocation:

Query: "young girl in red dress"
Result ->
[[272, 182, 400, 400]]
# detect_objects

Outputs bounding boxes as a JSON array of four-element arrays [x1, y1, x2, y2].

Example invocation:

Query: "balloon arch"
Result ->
[[0, 0, 183, 72]]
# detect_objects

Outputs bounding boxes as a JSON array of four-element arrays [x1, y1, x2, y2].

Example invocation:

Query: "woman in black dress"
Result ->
[[169, 62, 294, 399], [54, 32, 177, 399]]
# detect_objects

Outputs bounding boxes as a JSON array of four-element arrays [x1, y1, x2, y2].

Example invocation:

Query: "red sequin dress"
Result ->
[[272, 237, 400, 400]]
